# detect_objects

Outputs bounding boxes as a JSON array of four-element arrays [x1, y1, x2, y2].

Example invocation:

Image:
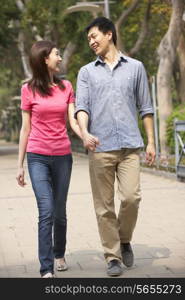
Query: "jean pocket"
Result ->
[[27, 152, 46, 163]]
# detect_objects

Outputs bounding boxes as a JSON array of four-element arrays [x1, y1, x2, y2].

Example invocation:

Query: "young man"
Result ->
[[75, 17, 155, 277]]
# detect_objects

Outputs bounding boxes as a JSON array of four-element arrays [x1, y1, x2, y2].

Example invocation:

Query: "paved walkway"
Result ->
[[0, 141, 185, 278]]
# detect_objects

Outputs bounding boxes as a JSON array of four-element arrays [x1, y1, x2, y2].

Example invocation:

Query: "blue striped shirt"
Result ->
[[75, 53, 153, 152]]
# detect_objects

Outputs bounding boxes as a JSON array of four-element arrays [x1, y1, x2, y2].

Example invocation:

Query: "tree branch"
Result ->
[[129, 0, 152, 56], [17, 30, 31, 78], [115, 0, 140, 29], [115, 0, 140, 52], [15, 0, 25, 12], [15, 0, 43, 40]]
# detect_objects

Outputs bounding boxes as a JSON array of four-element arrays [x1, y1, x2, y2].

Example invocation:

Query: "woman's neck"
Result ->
[[48, 71, 54, 85]]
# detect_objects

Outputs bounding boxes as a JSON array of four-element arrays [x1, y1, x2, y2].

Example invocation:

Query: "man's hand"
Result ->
[[145, 143, 156, 166], [82, 132, 99, 151]]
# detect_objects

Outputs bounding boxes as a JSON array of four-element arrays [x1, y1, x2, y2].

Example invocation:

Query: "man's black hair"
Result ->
[[85, 17, 117, 46]]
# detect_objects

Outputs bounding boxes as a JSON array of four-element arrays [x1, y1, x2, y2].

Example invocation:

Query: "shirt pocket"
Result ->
[[121, 76, 136, 98], [91, 77, 110, 88], [90, 78, 111, 101]]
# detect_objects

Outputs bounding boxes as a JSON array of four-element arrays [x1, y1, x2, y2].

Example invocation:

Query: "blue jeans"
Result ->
[[27, 152, 72, 276]]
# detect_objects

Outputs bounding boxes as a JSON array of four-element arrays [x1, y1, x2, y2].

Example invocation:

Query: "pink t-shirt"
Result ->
[[21, 80, 75, 156]]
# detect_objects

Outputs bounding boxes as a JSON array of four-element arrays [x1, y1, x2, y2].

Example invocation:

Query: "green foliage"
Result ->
[[119, 0, 172, 76], [0, 0, 20, 48], [166, 105, 185, 154], [0, 0, 174, 145], [1, 99, 21, 142]]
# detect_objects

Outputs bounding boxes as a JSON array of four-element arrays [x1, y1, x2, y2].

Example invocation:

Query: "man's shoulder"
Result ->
[[80, 60, 96, 71], [78, 61, 97, 79], [123, 54, 142, 67]]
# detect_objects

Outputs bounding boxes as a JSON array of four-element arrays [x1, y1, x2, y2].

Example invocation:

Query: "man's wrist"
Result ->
[[81, 129, 89, 137], [147, 141, 155, 146]]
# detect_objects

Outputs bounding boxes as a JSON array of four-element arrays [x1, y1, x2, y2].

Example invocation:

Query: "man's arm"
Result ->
[[77, 110, 99, 152], [75, 67, 99, 151], [136, 62, 155, 165], [142, 114, 156, 166]]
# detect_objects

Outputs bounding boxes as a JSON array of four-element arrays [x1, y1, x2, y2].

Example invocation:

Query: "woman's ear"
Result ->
[[45, 57, 48, 65]]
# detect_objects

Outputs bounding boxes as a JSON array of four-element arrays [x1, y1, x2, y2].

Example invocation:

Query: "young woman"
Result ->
[[16, 40, 84, 278]]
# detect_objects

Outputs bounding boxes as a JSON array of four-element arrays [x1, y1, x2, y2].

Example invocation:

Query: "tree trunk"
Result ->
[[17, 30, 31, 78], [115, 0, 140, 52], [156, 0, 185, 159], [157, 57, 173, 157], [176, 33, 185, 103], [15, 0, 42, 79], [60, 42, 77, 77]]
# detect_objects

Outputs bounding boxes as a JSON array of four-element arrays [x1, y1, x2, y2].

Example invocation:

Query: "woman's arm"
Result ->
[[76, 110, 99, 151], [68, 103, 99, 151], [16, 110, 31, 187], [68, 102, 83, 140]]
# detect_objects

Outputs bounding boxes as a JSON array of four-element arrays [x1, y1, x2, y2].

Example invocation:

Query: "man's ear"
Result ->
[[107, 31, 113, 41]]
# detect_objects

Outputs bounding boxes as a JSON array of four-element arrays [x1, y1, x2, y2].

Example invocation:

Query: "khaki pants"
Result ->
[[89, 149, 141, 263]]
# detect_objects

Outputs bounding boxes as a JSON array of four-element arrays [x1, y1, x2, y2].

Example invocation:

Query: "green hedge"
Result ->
[[166, 105, 185, 154], [0, 98, 21, 143]]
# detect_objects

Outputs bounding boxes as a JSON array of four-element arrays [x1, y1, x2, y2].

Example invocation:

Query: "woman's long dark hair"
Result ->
[[28, 40, 65, 96]]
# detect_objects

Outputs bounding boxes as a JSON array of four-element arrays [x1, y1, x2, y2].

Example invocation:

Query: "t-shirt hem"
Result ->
[[26, 149, 72, 156]]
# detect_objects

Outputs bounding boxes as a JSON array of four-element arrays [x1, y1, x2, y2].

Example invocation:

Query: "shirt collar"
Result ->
[[94, 51, 128, 66]]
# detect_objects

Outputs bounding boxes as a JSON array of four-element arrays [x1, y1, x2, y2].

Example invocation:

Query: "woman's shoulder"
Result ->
[[21, 82, 34, 99], [21, 82, 30, 93], [62, 79, 73, 88]]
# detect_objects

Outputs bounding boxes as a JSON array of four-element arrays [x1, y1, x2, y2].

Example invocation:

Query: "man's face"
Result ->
[[87, 26, 112, 56]]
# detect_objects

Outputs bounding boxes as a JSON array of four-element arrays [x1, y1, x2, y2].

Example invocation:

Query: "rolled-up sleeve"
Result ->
[[136, 62, 154, 118], [74, 67, 90, 119]]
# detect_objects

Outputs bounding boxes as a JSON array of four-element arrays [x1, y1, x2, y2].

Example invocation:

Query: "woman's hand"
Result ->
[[82, 132, 99, 152], [16, 167, 27, 187]]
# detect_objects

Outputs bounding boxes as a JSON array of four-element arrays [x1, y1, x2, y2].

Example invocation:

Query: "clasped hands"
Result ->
[[82, 132, 99, 152]]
